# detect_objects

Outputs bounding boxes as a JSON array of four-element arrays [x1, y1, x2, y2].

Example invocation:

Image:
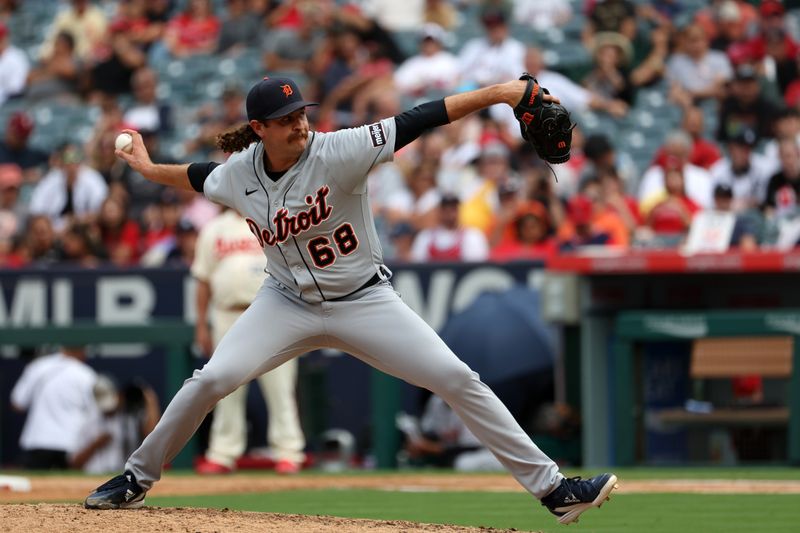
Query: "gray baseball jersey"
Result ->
[[204, 119, 396, 302]]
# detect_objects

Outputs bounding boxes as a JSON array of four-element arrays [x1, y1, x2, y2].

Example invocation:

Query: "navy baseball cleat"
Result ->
[[540, 473, 618, 525], [84, 471, 146, 510]]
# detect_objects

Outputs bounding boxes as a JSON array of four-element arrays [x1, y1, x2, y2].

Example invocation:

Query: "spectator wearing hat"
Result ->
[[717, 63, 781, 142], [667, 23, 733, 106], [639, 130, 715, 209], [710, 127, 777, 211], [164, 218, 198, 266], [26, 31, 82, 102], [704, 0, 751, 52], [490, 201, 558, 262], [388, 221, 417, 263], [411, 194, 489, 262], [0, 111, 48, 182], [0, 20, 29, 105], [38, 0, 108, 63], [709, 183, 759, 250], [583, 32, 635, 105], [458, 7, 525, 90], [28, 144, 108, 232], [557, 194, 621, 251], [564, 178, 631, 247], [394, 23, 460, 99], [763, 136, 800, 218]]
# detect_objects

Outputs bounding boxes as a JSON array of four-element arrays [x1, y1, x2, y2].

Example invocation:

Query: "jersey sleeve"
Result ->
[[319, 117, 397, 194], [202, 160, 236, 208]]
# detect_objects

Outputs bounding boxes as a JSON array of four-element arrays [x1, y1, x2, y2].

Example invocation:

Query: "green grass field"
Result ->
[[140, 468, 800, 532], [148, 490, 799, 532]]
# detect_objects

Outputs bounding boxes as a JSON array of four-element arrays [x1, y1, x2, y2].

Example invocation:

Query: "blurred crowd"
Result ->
[[2, 0, 800, 269]]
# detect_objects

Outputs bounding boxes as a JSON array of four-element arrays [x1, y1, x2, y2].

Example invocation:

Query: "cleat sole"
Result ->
[[557, 475, 618, 525]]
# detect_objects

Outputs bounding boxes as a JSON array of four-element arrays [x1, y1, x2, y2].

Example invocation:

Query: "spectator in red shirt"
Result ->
[[653, 107, 722, 170], [490, 202, 557, 262], [646, 168, 701, 236], [98, 196, 141, 266], [163, 0, 220, 59]]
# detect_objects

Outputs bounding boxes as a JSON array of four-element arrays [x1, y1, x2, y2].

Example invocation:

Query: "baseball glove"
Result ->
[[513, 73, 575, 165]]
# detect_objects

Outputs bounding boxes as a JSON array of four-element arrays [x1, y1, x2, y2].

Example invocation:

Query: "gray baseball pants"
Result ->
[[126, 278, 562, 499]]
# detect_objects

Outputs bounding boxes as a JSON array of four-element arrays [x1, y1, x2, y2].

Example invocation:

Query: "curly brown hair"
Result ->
[[216, 123, 260, 153]]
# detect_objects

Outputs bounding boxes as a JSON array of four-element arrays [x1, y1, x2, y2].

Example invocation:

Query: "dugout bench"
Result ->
[[613, 310, 800, 465]]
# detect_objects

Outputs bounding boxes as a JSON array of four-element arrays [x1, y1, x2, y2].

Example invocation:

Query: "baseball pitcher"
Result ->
[[85, 75, 616, 525]]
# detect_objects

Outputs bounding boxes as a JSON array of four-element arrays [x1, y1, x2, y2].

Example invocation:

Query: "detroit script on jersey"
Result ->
[[202, 119, 397, 302], [244, 185, 332, 247]]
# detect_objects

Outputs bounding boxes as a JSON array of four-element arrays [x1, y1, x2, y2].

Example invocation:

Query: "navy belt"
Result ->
[[330, 272, 383, 301]]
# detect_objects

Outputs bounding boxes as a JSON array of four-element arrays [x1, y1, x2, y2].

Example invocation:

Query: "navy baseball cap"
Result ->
[[246, 77, 318, 121]]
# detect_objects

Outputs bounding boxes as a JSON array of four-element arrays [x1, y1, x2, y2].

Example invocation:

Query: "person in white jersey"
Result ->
[[192, 207, 305, 475], [85, 75, 618, 525], [11, 347, 98, 469]]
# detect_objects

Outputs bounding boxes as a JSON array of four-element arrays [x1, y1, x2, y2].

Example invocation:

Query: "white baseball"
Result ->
[[115, 132, 133, 154]]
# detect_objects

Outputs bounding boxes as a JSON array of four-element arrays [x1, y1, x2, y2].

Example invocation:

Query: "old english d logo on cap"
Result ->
[[246, 77, 318, 121]]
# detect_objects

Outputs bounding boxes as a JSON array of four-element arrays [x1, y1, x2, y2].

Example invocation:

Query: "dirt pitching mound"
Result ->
[[0, 504, 521, 533]]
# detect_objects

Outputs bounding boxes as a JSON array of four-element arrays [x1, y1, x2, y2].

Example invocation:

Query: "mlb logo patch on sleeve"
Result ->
[[369, 123, 386, 147]]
